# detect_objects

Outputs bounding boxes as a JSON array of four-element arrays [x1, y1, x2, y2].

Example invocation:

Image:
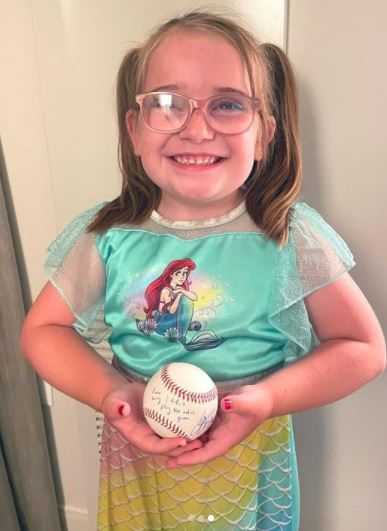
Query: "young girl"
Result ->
[[20, 10, 385, 531]]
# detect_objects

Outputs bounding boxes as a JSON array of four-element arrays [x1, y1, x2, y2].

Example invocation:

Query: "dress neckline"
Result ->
[[150, 201, 246, 230]]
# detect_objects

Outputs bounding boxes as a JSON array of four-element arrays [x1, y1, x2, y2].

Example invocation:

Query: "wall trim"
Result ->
[[59, 504, 90, 531]]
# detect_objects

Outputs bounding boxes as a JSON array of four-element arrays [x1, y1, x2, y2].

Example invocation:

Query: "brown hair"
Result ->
[[87, 10, 302, 245]]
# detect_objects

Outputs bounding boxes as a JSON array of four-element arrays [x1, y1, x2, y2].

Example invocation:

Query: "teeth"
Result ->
[[173, 155, 219, 165]]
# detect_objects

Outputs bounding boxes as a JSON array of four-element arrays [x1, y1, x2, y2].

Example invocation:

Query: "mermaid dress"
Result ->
[[45, 201, 354, 530]]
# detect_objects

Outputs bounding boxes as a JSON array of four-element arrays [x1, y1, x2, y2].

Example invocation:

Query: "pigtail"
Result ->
[[245, 44, 302, 246], [87, 48, 160, 233]]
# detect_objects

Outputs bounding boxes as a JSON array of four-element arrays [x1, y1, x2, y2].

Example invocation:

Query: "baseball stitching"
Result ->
[[160, 365, 217, 403], [143, 407, 192, 440]]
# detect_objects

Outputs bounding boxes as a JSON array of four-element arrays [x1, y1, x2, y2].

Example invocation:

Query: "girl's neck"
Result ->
[[156, 191, 245, 222]]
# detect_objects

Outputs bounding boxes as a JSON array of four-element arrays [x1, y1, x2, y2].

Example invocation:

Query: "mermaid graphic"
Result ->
[[136, 258, 224, 351]]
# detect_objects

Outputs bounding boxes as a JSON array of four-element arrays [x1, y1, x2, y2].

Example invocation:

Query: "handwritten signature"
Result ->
[[189, 407, 217, 438]]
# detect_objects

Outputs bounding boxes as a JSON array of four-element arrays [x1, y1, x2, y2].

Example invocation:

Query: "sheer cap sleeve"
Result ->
[[269, 202, 355, 365], [44, 203, 108, 341]]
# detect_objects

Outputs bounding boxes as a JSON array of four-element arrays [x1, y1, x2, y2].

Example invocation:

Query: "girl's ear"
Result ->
[[125, 110, 141, 156], [255, 115, 276, 161]]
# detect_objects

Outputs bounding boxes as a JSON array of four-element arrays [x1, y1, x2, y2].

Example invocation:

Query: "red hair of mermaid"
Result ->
[[144, 258, 196, 317]]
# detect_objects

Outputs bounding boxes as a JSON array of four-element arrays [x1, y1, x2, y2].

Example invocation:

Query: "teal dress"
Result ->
[[45, 201, 354, 530]]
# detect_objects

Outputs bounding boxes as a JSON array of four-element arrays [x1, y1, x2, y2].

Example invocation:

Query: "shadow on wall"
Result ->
[[293, 409, 331, 530], [297, 77, 325, 210], [292, 76, 332, 529]]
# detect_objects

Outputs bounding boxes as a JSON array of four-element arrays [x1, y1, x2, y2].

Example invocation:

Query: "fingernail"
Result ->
[[118, 405, 125, 416], [223, 398, 232, 410]]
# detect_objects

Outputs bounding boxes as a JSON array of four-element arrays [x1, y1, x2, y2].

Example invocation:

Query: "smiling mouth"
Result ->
[[171, 155, 223, 166]]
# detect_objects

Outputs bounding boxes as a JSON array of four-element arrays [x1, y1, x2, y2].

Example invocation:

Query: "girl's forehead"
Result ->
[[143, 30, 252, 95]]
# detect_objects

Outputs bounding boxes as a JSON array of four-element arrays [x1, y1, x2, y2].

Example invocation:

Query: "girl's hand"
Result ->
[[166, 383, 273, 467], [101, 383, 203, 457]]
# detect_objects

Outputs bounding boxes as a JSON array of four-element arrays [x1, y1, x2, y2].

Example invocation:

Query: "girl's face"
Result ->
[[170, 267, 189, 285], [127, 30, 272, 220]]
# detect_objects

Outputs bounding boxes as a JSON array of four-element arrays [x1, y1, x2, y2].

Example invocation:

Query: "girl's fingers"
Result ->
[[164, 438, 203, 457], [144, 435, 188, 454], [199, 431, 210, 443], [104, 399, 131, 420], [113, 421, 186, 454], [117, 402, 131, 417], [166, 438, 227, 467], [220, 394, 256, 416]]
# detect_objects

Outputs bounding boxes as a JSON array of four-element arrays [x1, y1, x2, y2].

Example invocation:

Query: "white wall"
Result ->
[[0, 2, 285, 529], [287, 1, 387, 530]]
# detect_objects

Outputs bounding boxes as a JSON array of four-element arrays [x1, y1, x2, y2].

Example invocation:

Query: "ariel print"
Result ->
[[136, 258, 224, 351]]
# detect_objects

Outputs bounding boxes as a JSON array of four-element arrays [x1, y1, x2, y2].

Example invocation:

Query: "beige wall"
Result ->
[[288, 2, 387, 530], [0, 1, 285, 529]]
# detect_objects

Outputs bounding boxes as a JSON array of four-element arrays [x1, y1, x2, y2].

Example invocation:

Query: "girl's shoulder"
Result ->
[[44, 202, 109, 341], [276, 200, 355, 299], [288, 201, 354, 263], [47, 202, 108, 253], [270, 201, 356, 365], [66, 201, 108, 227], [290, 201, 334, 228]]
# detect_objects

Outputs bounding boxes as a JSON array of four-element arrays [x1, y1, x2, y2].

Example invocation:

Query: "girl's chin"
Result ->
[[159, 190, 242, 220], [170, 190, 225, 204]]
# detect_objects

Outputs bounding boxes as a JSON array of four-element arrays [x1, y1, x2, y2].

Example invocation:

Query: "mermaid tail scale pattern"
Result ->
[[98, 416, 295, 530], [178, 297, 224, 351]]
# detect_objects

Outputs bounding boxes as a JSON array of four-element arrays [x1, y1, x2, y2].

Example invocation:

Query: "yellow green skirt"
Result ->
[[98, 415, 299, 530]]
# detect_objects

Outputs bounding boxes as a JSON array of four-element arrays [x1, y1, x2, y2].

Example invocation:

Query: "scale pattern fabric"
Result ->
[[98, 416, 298, 530], [44, 200, 355, 530]]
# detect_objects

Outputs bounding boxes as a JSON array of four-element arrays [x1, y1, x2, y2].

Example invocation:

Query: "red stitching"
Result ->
[[143, 407, 191, 440], [160, 365, 217, 403]]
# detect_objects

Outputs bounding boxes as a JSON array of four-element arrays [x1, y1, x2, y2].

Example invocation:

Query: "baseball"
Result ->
[[143, 362, 218, 441]]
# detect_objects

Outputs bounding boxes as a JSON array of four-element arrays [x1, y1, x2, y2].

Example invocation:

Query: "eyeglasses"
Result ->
[[135, 91, 260, 134]]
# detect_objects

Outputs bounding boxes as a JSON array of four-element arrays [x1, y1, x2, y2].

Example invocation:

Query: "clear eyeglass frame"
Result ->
[[135, 91, 261, 134]]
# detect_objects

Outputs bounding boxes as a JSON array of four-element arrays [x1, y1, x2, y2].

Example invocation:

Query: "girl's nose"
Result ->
[[178, 108, 215, 142]]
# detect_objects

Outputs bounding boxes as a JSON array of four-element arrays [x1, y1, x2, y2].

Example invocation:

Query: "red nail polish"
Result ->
[[118, 405, 125, 416], [223, 398, 232, 410]]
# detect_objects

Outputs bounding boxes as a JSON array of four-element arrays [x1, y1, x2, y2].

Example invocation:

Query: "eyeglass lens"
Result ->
[[140, 93, 254, 133]]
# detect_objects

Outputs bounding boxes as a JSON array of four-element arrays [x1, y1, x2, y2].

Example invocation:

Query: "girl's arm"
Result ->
[[167, 273, 385, 467], [20, 282, 128, 411], [258, 272, 386, 417], [21, 282, 199, 455]]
